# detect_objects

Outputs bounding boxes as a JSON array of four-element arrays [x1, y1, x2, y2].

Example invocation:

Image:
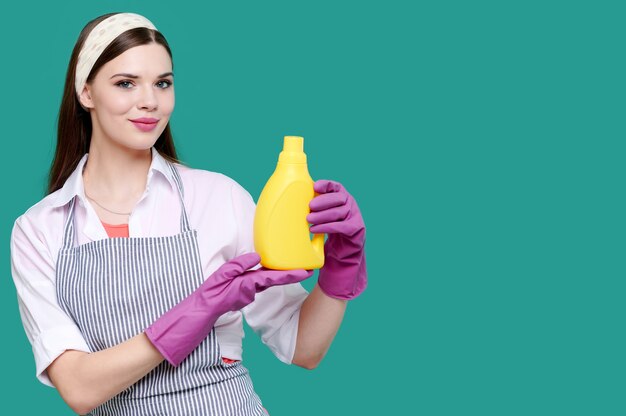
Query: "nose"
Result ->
[[138, 85, 158, 111]]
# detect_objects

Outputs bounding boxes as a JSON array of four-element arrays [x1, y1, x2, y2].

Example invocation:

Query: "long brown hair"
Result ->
[[47, 12, 180, 195]]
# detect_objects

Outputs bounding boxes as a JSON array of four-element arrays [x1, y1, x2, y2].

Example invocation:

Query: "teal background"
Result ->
[[1, 0, 623, 414]]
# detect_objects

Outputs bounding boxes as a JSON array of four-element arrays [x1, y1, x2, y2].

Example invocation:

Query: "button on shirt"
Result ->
[[10, 148, 309, 387]]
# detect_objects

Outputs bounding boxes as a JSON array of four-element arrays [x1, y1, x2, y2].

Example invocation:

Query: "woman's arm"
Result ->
[[47, 333, 164, 415], [11, 217, 164, 413], [292, 179, 368, 369], [292, 283, 347, 369], [48, 254, 311, 415]]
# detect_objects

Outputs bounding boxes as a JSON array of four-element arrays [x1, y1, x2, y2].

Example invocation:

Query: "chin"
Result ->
[[117, 135, 159, 151], [126, 140, 160, 151], [124, 128, 166, 150]]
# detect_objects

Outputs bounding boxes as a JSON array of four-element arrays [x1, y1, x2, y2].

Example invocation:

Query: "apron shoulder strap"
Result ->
[[166, 161, 192, 233], [61, 196, 77, 250]]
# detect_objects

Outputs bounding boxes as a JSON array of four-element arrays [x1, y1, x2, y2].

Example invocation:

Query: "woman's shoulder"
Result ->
[[173, 163, 256, 225], [15, 190, 65, 225], [11, 190, 66, 248], [174, 163, 252, 199]]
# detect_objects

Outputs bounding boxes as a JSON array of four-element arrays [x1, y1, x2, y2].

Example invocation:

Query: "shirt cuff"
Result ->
[[32, 325, 91, 387], [264, 306, 303, 364]]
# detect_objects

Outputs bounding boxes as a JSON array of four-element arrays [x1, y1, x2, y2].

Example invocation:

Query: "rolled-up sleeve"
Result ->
[[10, 216, 91, 387], [230, 182, 309, 364]]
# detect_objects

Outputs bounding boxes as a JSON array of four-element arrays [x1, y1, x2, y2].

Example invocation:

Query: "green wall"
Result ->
[[1, 1, 623, 414]]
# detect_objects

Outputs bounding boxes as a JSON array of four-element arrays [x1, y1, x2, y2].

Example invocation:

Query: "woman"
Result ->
[[10, 12, 367, 415]]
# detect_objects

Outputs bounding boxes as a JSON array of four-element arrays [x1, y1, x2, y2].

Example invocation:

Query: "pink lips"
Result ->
[[130, 117, 159, 132]]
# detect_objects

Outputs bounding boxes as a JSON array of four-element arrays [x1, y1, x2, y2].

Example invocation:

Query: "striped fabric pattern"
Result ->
[[55, 162, 266, 415]]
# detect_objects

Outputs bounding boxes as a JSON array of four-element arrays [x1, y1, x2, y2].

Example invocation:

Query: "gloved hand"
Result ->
[[307, 179, 367, 300], [145, 252, 312, 366]]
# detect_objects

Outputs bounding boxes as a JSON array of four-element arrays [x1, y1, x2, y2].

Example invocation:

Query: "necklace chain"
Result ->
[[84, 191, 131, 216]]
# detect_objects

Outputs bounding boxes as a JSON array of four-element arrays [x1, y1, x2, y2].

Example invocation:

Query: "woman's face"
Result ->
[[79, 42, 175, 151]]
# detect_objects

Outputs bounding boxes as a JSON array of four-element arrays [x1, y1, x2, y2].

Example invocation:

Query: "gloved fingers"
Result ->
[[309, 191, 348, 212], [310, 218, 364, 236], [221, 252, 262, 278], [307, 204, 350, 225], [313, 179, 344, 194], [244, 268, 314, 292]]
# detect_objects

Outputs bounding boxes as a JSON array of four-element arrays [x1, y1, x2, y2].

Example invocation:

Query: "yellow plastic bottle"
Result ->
[[254, 136, 325, 270]]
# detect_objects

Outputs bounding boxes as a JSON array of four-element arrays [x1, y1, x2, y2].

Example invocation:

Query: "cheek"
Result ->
[[96, 95, 134, 117], [110, 95, 135, 115], [161, 93, 175, 117]]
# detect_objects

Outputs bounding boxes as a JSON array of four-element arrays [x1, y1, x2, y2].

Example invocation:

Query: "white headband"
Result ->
[[75, 13, 157, 98]]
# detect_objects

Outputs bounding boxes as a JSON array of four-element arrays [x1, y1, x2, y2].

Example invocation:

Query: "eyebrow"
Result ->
[[110, 72, 174, 79]]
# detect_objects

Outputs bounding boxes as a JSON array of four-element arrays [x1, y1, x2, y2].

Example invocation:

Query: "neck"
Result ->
[[83, 139, 152, 203]]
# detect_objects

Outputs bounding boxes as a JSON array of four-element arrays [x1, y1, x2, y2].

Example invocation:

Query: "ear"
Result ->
[[78, 85, 94, 110]]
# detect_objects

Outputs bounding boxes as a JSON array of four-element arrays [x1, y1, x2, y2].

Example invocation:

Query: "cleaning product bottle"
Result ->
[[254, 136, 325, 270]]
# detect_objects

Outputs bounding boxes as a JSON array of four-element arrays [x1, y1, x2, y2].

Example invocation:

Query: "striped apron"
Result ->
[[56, 162, 267, 416]]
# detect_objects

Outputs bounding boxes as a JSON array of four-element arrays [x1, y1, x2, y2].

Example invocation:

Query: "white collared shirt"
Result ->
[[10, 147, 308, 387]]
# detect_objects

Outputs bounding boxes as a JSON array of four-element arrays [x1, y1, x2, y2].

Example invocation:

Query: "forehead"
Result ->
[[99, 43, 172, 77]]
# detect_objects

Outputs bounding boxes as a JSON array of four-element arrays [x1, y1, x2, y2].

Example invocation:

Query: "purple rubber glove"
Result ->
[[307, 179, 367, 300], [145, 252, 313, 366]]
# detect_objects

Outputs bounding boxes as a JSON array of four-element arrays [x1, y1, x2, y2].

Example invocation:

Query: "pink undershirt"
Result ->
[[101, 221, 239, 365], [101, 222, 130, 238]]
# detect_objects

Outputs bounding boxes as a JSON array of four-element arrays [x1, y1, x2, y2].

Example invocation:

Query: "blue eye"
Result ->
[[116, 80, 133, 89], [157, 80, 173, 89]]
